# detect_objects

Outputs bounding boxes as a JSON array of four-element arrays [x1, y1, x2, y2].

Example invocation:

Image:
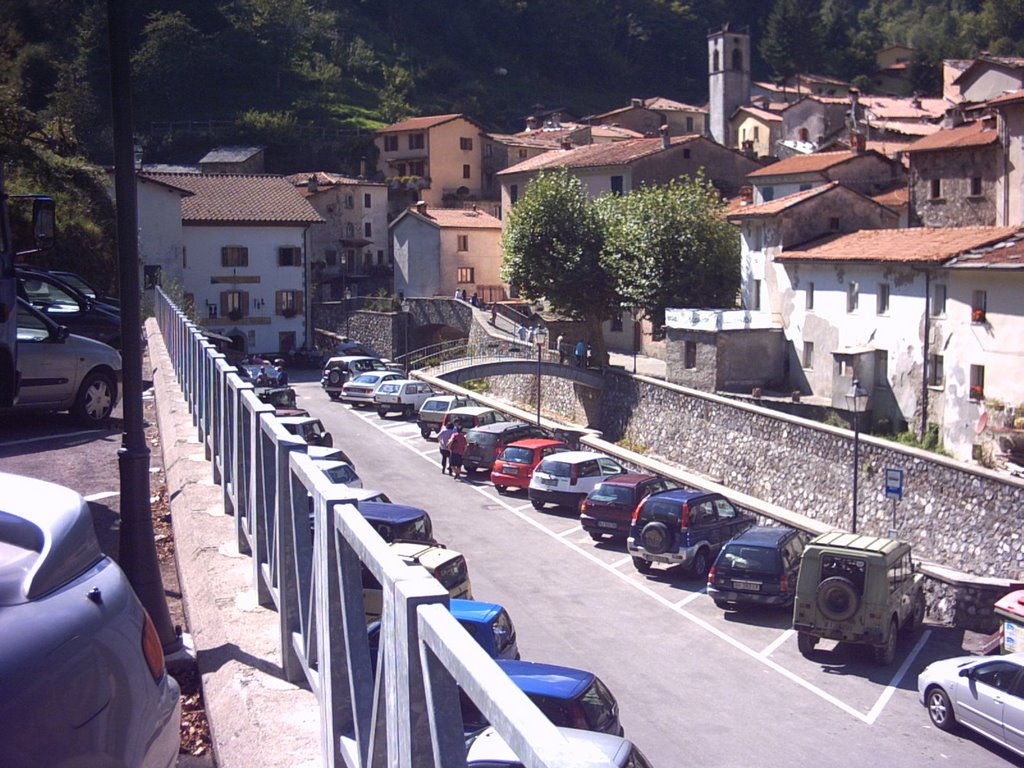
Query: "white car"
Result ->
[[340, 371, 403, 407], [7, 298, 121, 425], [527, 451, 627, 512], [312, 459, 362, 488], [918, 652, 1024, 758], [466, 726, 654, 767], [374, 379, 436, 418]]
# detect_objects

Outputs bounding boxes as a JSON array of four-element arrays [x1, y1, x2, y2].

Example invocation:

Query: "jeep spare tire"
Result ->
[[640, 521, 670, 554], [328, 370, 343, 385], [815, 576, 860, 622]]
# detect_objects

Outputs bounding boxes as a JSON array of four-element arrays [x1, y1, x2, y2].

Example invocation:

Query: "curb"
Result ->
[[146, 319, 320, 768]]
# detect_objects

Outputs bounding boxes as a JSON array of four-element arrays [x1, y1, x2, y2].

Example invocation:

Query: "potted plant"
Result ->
[[971, 308, 986, 323], [970, 384, 985, 400]]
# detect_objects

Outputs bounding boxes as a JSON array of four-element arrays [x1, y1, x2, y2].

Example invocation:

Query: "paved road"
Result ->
[[293, 377, 1019, 768]]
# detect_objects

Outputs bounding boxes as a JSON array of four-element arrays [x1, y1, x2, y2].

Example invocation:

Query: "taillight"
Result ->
[[779, 573, 790, 593], [141, 609, 166, 682], [680, 503, 691, 530], [569, 464, 579, 486], [707, 565, 717, 585], [580, 500, 590, 513]]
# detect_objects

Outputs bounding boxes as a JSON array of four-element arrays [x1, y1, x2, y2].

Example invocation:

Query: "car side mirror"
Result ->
[[54, 325, 69, 343], [958, 667, 973, 679]]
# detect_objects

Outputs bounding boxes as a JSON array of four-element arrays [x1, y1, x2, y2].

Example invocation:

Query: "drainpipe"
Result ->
[[921, 269, 930, 440], [1000, 112, 1010, 226]]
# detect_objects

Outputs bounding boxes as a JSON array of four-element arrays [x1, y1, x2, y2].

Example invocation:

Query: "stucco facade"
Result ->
[[135, 176, 187, 291], [748, 150, 906, 203]]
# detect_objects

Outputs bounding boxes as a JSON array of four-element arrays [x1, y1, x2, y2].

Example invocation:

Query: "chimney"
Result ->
[[526, 115, 539, 131], [560, 137, 573, 150], [660, 124, 670, 149], [631, 98, 643, 109], [307, 174, 319, 193], [739, 185, 753, 205], [850, 131, 866, 153], [359, 157, 367, 179], [415, 200, 428, 215]]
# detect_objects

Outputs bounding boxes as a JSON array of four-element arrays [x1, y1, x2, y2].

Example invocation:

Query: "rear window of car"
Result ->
[[579, 677, 617, 732], [469, 432, 497, 448], [538, 460, 572, 478], [588, 485, 633, 505], [377, 384, 400, 394], [720, 544, 779, 573], [421, 400, 449, 412], [501, 446, 535, 464], [350, 374, 377, 384]]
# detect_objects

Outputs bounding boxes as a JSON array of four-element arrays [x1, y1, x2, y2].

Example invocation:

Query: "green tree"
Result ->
[[599, 175, 740, 332], [501, 169, 616, 363], [760, 0, 824, 82]]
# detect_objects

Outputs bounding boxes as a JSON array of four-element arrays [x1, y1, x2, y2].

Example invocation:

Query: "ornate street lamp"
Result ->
[[845, 377, 869, 533], [534, 325, 549, 426]]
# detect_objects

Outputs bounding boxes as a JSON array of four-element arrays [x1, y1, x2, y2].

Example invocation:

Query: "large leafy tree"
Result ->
[[501, 169, 616, 362], [599, 175, 740, 332], [760, 0, 824, 82]]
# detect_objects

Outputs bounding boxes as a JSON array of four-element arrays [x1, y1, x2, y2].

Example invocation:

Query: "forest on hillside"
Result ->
[[2, 0, 1023, 279]]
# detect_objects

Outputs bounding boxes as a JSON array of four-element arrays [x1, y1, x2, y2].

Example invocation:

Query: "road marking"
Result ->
[[557, 524, 581, 538], [673, 588, 706, 608], [84, 491, 118, 502], [352, 403, 914, 725], [760, 628, 795, 659], [611, 555, 633, 569], [0, 429, 100, 447]]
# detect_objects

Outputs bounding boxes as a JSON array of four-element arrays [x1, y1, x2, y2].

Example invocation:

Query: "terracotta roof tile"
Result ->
[[736, 105, 784, 122], [865, 120, 940, 137], [497, 135, 700, 176], [902, 120, 999, 152], [377, 113, 481, 134], [985, 88, 1024, 107], [946, 232, 1024, 267], [140, 173, 323, 224], [872, 186, 909, 207], [407, 207, 501, 229], [727, 182, 841, 219], [747, 150, 882, 178], [860, 95, 947, 119], [780, 226, 1019, 264]]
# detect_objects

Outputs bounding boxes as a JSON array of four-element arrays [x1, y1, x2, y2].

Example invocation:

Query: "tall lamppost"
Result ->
[[534, 325, 549, 426], [846, 378, 869, 533], [401, 298, 411, 375]]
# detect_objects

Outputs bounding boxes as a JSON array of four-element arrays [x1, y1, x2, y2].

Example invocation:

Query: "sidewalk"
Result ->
[[147, 320, 320, 768]]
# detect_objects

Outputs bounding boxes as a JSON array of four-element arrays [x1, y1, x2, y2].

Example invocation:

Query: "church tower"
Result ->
[[708, 25, 751, 147]]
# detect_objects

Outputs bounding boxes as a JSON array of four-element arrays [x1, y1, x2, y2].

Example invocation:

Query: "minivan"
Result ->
[[463, 421, 548, 474], [527, 451, 627, 511], [707, 525, 808, 609]]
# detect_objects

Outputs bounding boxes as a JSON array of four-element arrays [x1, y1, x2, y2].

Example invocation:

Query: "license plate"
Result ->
[[541, 477, 558, 486], [732, 580, 761, 591], [505, 466, 519, 475], [597, 521, 618, 529]]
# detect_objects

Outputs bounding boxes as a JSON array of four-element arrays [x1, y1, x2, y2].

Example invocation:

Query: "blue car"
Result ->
[[461, 659, 622, 737], [359, 502, 434, 544]]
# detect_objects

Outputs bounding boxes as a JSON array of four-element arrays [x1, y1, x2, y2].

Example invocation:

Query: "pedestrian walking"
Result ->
[[574, 340, 586, 367], [448, 425, 468, 480], [273, 359, 288, 386], [437, 422, 456, 475]]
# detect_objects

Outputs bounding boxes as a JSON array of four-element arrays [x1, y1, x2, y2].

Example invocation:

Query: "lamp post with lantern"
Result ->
[[534, 325, 549, 426], [401, 298, 411, 375], [845, 378, 869, 533]]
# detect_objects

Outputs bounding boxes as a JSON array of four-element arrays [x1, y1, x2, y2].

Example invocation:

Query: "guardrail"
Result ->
[[153, 288, 617, 767]]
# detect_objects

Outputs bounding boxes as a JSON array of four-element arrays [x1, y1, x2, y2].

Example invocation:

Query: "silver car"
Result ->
[[0, 472, 181, 767]]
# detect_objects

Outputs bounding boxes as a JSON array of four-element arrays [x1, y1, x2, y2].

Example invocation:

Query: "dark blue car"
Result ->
[[359, 502, 434, 544]]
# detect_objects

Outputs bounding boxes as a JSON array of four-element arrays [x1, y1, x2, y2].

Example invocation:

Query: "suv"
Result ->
[[417, 394, 475, 438], [490, 438, 569, 494], [527, 451, 627, 512], [792, 531, 926, 665], [374, 379, 435, 418], [707, 526, 808, 609], [579, 473, 680, 542], [627, 489, 756, 577], [278, 415, 333, 447], [463, 421, 548, 474], [321, 355, 389, 399]]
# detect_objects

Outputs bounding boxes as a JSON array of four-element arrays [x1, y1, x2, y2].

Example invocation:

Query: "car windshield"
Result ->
[[492, 610, 516, 656], [588, 485, 633, 505], [720, 544, 778, 573], [259, 389, 296, 408], [323, 464, 358, 485], [500, 446, 535, 464], [579, 677, 617, 732], [538, 460, 572, 478]]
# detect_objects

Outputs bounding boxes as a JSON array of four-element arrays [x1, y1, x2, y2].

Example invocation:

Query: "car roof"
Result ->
[[539, 450, 610, 464], [727, 525, 799, 546], [505, 438, 567, 451], [449, 598, 502, 624], [326, 355, 378, 364], [496, 660, 595, 698], [359, 502, 428, 525], [469, 421, 530, 435], [447, 406, 495, 415], [378, 379, 419, 387], [277, 416, 320, 426], [807, 530, 910, 556], [595, 472, 659, 488], [646, 487, 714, 503], [466, 726, 634, 764]]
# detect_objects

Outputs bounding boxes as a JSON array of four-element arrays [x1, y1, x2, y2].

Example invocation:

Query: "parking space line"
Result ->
[[864, 629, 932, 725], [557, 524, 581, 538], [759, 628, 794, 659], [673, 589, 706, 608], [611, 555, 634, 569], [359, 409, 907, 725], [84, 491, 118, 502], [0, 429, 99, 447]]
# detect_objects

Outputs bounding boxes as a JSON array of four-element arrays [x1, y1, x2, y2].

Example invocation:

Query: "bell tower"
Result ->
[[708, 25, 751, 147]]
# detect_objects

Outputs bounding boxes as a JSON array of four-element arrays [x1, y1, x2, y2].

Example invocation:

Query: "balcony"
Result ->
[[386, 175, 430, 191]]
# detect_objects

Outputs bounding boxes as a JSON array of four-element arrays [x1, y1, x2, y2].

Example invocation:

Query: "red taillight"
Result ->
[[580, 500, 590, 513], [141, 609, 166, 682], [630, 501, 643, 523], [779, 573, 790, 593], [569, 464, 579, 486], [707, 565, 717, 585], [680, 503, 691, 530]]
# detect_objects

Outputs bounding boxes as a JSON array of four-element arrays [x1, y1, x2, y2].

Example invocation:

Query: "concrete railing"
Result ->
[[153, 288, 618, 768]]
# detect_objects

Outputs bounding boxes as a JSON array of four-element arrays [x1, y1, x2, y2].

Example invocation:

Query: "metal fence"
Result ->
[[153, 288, 617, 767]]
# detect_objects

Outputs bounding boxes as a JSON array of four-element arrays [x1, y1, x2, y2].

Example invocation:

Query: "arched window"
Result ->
[[799, 127, 810, 142], [731, 48, 743, 71]]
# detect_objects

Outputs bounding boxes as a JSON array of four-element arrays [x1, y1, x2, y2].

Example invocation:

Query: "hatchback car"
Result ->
[[7, 298, 121, 425], [341, 371, 403, 407], [465, 727, 653, 768], [312, 459, 362, 488], [918, 652, 1024, 758], [579, 473, 680, 542], [527, 451, 627, 511], [707, 526, 808, 609], [463, 421, 549, 474], [417, 394, 475, 438], [490, 438, 569, 493], [0, 473, 181, 768], [278, 415, 334, 447], [441, 405, 507, 431], [358, 502, 434, 544], [461, 659, 623, 737], [374, 379, 436, 418]]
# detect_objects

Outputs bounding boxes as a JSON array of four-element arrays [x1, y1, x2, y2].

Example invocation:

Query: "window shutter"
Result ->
[[296, 291, 305, 313], [241, 290, 249, 316], [220, 292, 228, 316]]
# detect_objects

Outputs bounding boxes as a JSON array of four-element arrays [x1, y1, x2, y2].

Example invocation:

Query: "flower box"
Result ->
[[970, 385, 985, 400], [971, 308, 986, 323]]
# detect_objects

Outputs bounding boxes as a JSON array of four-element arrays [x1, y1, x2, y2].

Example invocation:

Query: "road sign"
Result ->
[[884, 468, 904, 500]]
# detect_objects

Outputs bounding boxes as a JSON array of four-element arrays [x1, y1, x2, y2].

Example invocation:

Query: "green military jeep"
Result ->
[[792, 531, 926, 665]]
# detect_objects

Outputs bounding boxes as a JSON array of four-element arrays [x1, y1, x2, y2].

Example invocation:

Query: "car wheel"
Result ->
[[815, 576, 860, 622], [640, 521, 670, 554], [403, 404, 415, 418], [713, 599, 730, 610], [797, 631, 818, 657], [530, 499, 545, 510], [911, 594, 926, 633], [632, 557, 652, 574], [692, 548, 710, 579], [421, 428, 432, 439], [874, 619, 898, 665], [926, 687, 956, 732], [376, 406, 388, 418], [588, 531, 604, 542], [72, 370, 116, 425], [328, 392, 340, 400], [494, 485, 507, 494]]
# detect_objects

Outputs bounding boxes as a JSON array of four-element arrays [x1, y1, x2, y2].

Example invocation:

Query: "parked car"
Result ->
[[627, 489, 756, 577], [359, 502, 434, 544], [374, 379, 436, 418], [706, 525, 808, 609], [6, 298, 121, 425], [278, 415, 334, 447], [463, 421, 549, 474], [341, 371, 404, 407], [917, 652, 1024, 758], [490, 438, 570, 494], [465, 726, 653, 768], [321, 355, 390, 399], [363, 541, 472, 622], [793, 531, 925, 665], [17, 267, 122, 349], [0, 473, 181, 768], [579, 473, 681, 542], [461, 659, 623, 737], [417, 394, 475, 438], [527, 451, 627, 512], [441, 405, 507, 431], [254, 385, 308, 417], [48, 269, 120, 309], [312, 459, 362, 488]]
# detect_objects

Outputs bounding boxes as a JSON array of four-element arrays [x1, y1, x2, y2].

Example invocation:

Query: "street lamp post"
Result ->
[[534, 325, 548, 426], [338, 248, 350, 340], [845, 378, 869, 533], [401, 298, 411, 375]]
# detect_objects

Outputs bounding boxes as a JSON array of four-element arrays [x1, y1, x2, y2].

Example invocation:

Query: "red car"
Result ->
[[489, 438, 568, 493], [579, 473, 681, 541]]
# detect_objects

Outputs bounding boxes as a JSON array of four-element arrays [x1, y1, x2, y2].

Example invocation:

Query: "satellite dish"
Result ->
[[976, 411, 989, 434]]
